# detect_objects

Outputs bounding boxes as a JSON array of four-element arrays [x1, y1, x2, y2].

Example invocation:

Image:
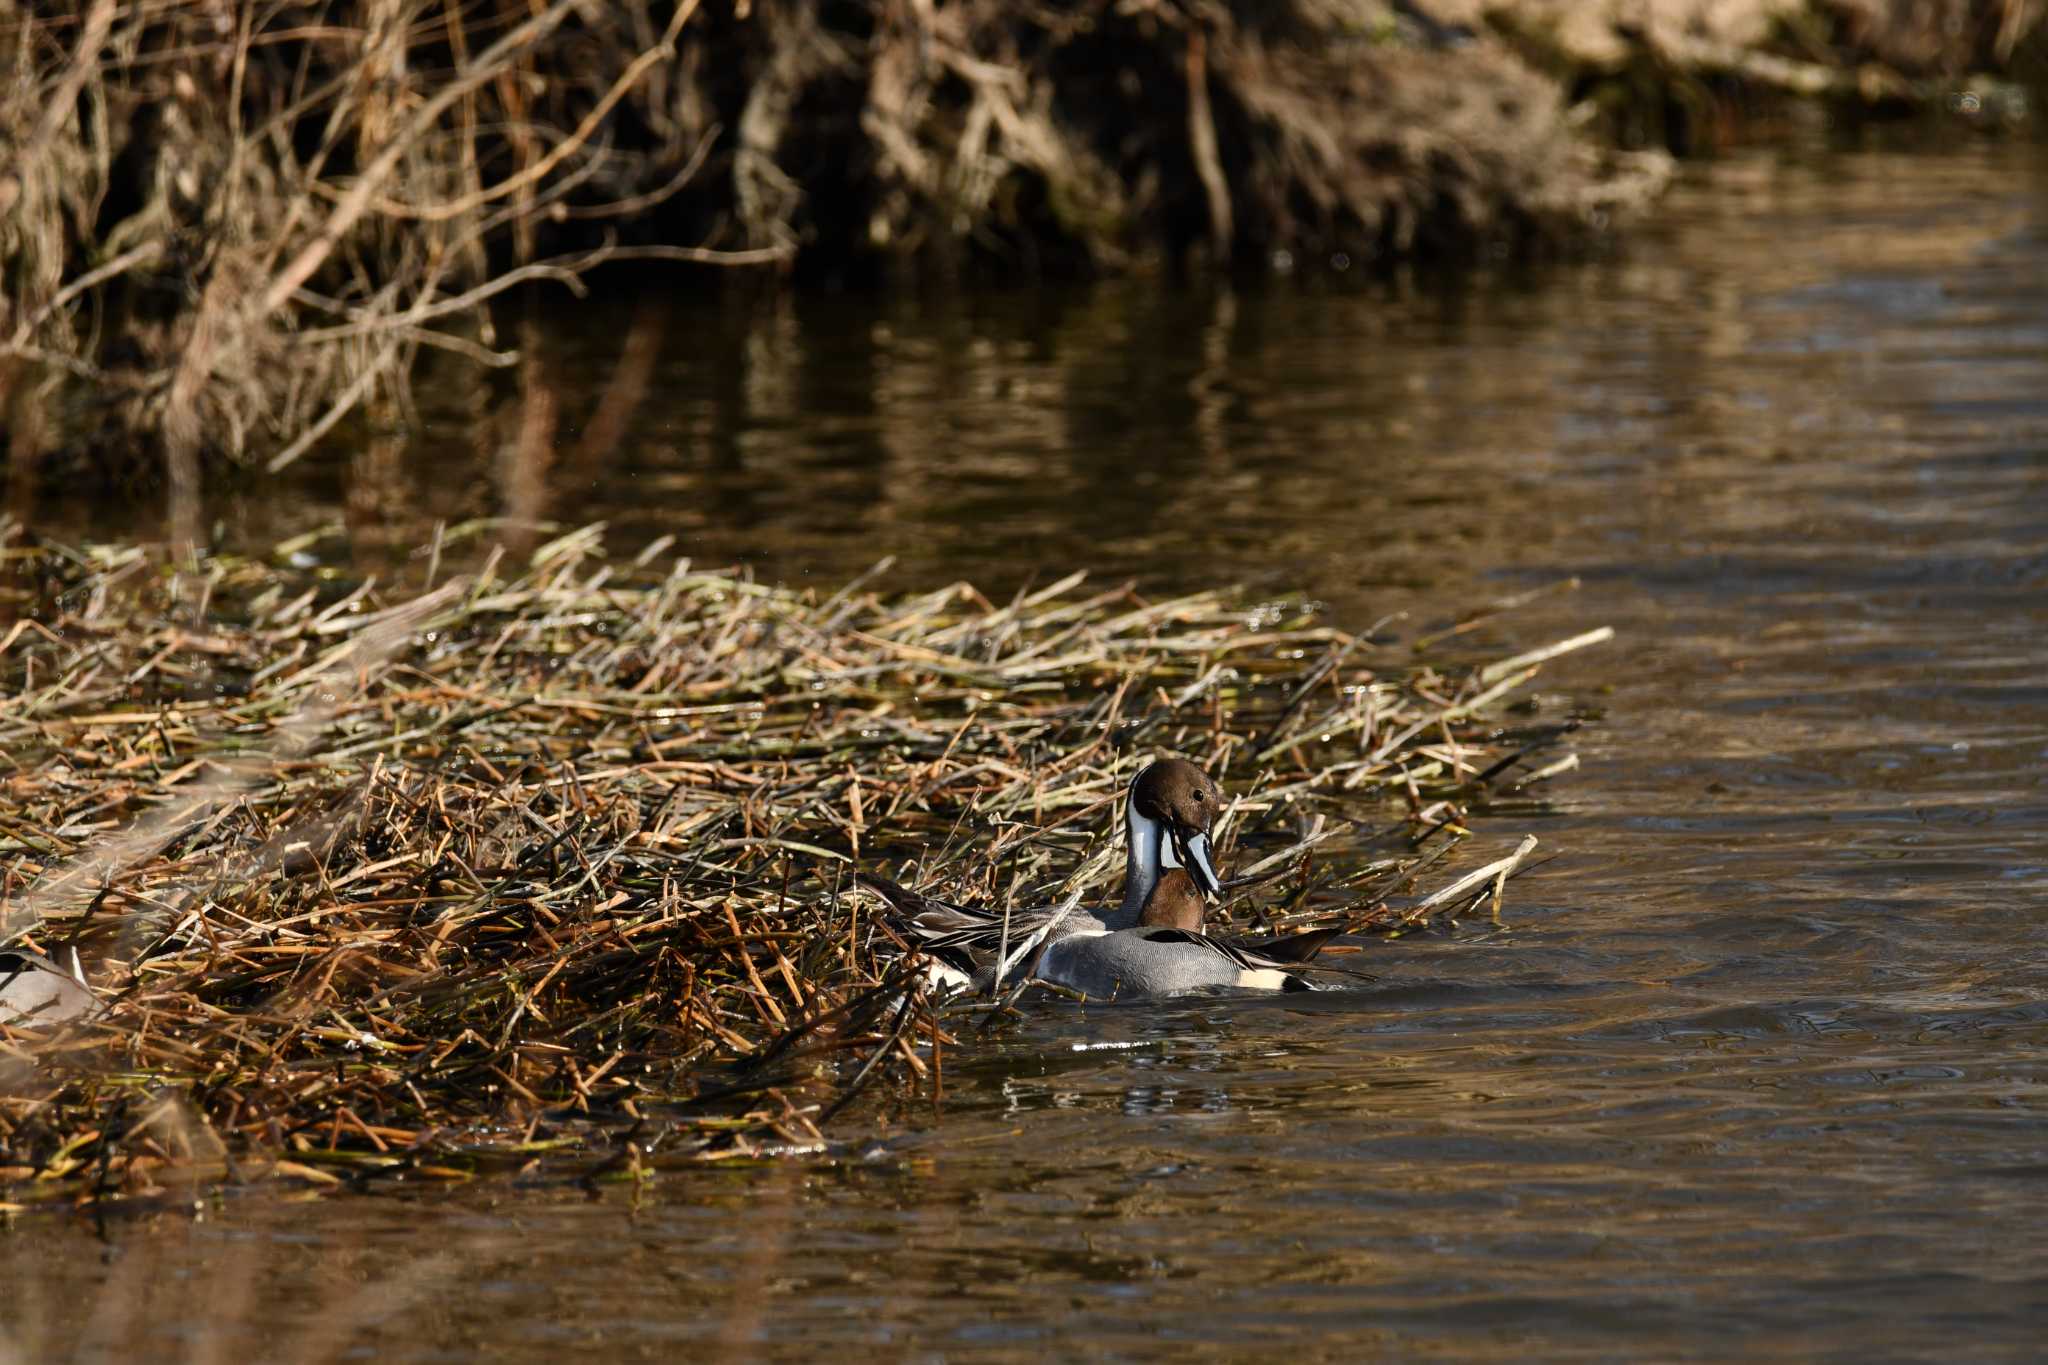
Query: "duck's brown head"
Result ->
[[1132, 758, 1220, 831], [1131, 758, 1224, 898]]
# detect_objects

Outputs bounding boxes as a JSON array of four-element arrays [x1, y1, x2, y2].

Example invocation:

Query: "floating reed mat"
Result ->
[[0, 523, 1607, 1199]]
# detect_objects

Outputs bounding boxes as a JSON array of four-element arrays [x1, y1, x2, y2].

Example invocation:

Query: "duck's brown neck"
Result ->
[[1137, 868, 1207, 931]]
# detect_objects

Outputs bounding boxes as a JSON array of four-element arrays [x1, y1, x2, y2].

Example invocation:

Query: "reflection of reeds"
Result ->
[[0, 525, 1601, 1201], [8, 1190, 505, 1365]]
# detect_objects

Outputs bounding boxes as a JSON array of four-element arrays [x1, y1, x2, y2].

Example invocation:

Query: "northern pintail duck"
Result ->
[[856, 758, 1226, 988], [859, 758, 1343, 996]]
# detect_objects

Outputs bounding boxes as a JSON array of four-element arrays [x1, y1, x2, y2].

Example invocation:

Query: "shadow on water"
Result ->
[[8, 140, 2048, 1358]]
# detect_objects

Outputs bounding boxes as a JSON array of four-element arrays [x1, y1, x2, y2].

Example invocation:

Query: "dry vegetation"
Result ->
[[0, 523, 1600, 1201], [0, 0, 1662, 486], [3, 1, 2038, 483], [1496, 0, 2041, 83], [0, 0, 791, 503]]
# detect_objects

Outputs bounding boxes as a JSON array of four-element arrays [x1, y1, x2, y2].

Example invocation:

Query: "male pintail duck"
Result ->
[[1033, 867, 1342, 999], [859, 758, 1344, 996], [856, 757, 1226, 988]]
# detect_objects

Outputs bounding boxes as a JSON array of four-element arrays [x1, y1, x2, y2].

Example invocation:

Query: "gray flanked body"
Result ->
[[1035, 925, 1313, 999], [1031, 865, 1320, 999]]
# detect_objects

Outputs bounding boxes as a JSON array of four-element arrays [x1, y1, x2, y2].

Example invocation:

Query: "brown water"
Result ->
[[10, 140, 2048, 1359]]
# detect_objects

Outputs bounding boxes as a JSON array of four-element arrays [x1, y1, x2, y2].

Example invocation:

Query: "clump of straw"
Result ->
[[0, 522, 1602, 1201]]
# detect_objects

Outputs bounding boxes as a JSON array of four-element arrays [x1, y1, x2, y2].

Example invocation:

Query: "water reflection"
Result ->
[[9, 140, 2048, 1357]]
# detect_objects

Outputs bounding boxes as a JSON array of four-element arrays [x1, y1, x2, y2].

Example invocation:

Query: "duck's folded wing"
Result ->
[[854, 871, 1033, 976], [1225, 925, 1343, 963]]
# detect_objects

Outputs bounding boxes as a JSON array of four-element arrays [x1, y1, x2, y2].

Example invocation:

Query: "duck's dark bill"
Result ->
[[1178, 830, 1222, 897]]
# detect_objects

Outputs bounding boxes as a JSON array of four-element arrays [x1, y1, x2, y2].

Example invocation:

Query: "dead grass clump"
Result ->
[[1489, 0, 2042, 138], [1805, 0, 2041, 77], [826, 0, 1677, 269], [0, 523, 1602, 1200]]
